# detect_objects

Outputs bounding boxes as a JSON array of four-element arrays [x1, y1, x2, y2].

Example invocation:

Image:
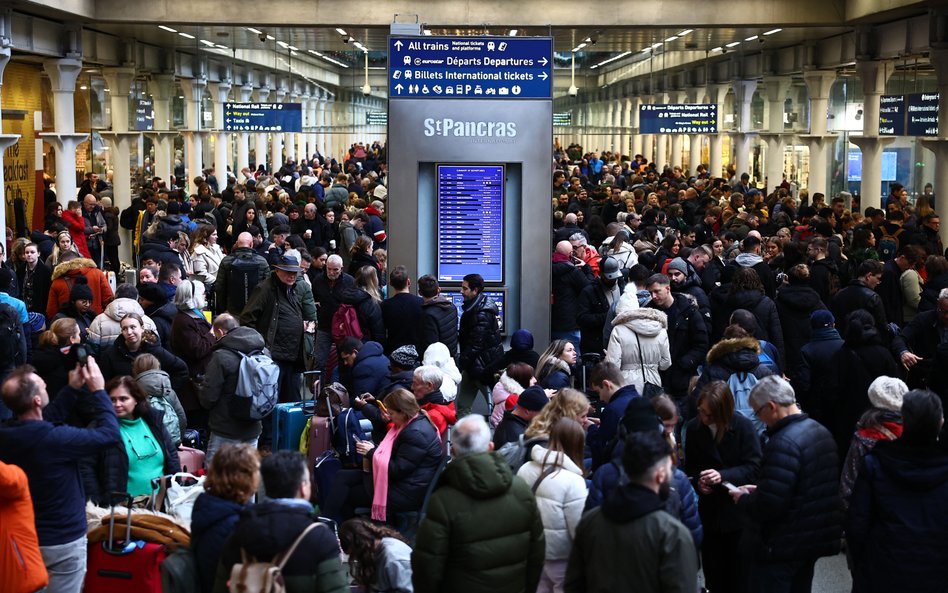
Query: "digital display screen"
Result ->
[[879, 95, 905, 136], [847, 150, 898, 182], [906, 92, 939, 137], [437, 165, 504, 283], [441, 290, 506, 334]]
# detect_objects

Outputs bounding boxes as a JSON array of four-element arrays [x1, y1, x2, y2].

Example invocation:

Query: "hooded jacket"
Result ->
[[565, 484, 698, 593], [0, 462, 48, 593], [213, 502, 347, 593], [419, 296, 460, 360], [650, 293, 710, 396], [191, 492, 245, 593], [809, 258, 840, 306], [775, 284, 827, 378], [606, 289, 671, 394], [491, 371, 526, 427], [723, 252, 777, 299], [710, 287, 785, 359], [135, 369, 188, 445], [846, 440, 948, 593], [417, 389, 457, 436], [737, 414, 842, 562], [87, 298, 158, 351], [190, 242, 225, 284], [459, 293, 504, 378], [199, 326, 266, 440], [413, 451, 545, 593], [350, 341, 391, 397], [422, 343, 462, 402], [551, 252, 594, 332], [46, 257, 114, 320], [692, 337, 776, 400], [516, 446, 587, 561]]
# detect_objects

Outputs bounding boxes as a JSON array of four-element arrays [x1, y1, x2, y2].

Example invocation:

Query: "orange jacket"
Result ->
[[46, 257, 115, 320], [0, 461, 48, 593]]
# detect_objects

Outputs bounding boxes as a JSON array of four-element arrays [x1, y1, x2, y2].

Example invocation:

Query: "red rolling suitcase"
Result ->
[[85, 494, 166, 593]]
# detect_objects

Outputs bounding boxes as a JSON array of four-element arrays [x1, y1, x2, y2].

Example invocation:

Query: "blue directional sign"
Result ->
[[135, 99, 154, 131], [639, 104, 717, 134], [223, 103, 303, 133], [879, 95, 905, 136], [906, 92, 938, 137], [389, 36, 553, 100]]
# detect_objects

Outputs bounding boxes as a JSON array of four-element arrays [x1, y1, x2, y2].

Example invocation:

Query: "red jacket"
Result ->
[[420, 400, 457, 436], [61, 210, 91, 258], [0, 461, 48, 593], [47, 257, 114, 320]]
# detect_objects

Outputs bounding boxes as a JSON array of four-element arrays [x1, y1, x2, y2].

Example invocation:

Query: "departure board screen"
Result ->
[[437, 165, 505, 283]]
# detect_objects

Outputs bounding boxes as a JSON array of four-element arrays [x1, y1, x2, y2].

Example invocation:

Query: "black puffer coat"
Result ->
[[651, 293, 709, 397], [736, 414, 842, 562], [369, 414, 444, 514], [551, 257, 594, 332], [458, 292, 504, 378], [775, 284, 827, 379], [710, 288, 785, 359], [418, 296, 459, 359]]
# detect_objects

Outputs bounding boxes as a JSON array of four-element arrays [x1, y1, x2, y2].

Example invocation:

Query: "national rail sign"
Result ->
[[639, 103, 717, 134], [879, 95, 905, 136], [223, 103, 303, 133], [389, 36, 553, 100], [906, 92, 938, 137]]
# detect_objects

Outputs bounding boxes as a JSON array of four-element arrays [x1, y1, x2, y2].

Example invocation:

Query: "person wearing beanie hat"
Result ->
[[666, 257, 689, 278], [492, 385, 549, 449], [774, 264, 827, 381], [511, 329, 534, 351], [487, 329, 541, 376], [50, 276, 96, 339], [666, 257, 712, 326], [390, 344, 420, 371], [46, 255, 113, 321]]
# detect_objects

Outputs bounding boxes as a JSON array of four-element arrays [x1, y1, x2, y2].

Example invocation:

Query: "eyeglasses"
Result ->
[[128, 434, 160, 461]]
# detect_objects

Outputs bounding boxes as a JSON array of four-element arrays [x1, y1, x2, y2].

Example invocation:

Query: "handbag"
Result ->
[[150, 473, 205, 524], [633, 333, 665, 399]]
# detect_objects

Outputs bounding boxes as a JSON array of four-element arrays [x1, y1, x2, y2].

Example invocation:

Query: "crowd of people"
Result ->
[[1, 142, 947, 593]]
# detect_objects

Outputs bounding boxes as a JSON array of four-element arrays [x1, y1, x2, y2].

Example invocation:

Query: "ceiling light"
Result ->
[[665, 36, 678, 42], [509, 29, 518, 36], [335, 28, 347, 36], [246, 27, 262, 35], [308, 49, 322, 56], [764, 28, 782, 35], [711, 46, 723, 52], [266, 34, 275, 40], [215, 44, 228, 50], [200, 39, 215, 47], [178, 32, 195, 39], [103, 88, 110, 92], [590, 65, 599, 70], [79, 85, 88, 90], [583, 37, 592, 43], [288, 45, 299, 51], [651, 42, 663, 49], [291, 51, 298, 56], [726, 41, 741, 48], [572, 42, 587, 52], [745, 35, 759, 41], [319, 54, 349, 68], [277, 41, 289, 48], [158, 25, 177, 33], [593, 50, 633, 68], [678, 29, 693, 36]]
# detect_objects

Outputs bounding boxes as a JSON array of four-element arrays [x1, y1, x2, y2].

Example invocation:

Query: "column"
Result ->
[[235, 84, 253, 174], [730, 79, 758, 181], [285, 90, 298, 161], [208, 80, 232, 184], [323, 96, 335, 160], [630, 96, 643, 158], [655, 94, 669, 169], [800, 69, 837, 197], [619, 97, 632, 157], [316, 94, 327, 159], [0, 46, 21, 235], [299, 92, 310, 162], [145, 74, 176, 184], [39, 59, 86, 206], [100, 67, 139, 267], [706, 83, 730, 179], [253, 87, 270, 170], [307, 90, 318, 162], [921, 46, 948, 248], [270, 86, 287, 169], [852, 60, 894, 208], [607, 99, 617, 153], [759, 76, 792, 192], [179, 76, 208, 195]]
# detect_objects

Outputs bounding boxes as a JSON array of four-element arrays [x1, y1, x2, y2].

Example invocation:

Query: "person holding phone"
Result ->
[[683, 381, 761, 593]]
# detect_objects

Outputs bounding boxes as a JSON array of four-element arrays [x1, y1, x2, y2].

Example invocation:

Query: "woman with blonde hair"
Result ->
[[45, 231, 80, 268], [525, 388, 593, 440]]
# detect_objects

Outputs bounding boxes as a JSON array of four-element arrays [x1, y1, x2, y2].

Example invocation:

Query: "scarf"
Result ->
[[371, 415, 413, 521]]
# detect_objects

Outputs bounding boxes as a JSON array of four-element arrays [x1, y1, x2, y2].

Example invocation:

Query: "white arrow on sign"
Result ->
[[538, 57, 549, 66], [539, 72, 548, 80], [394, 40, 404, 50], [395, 83, 404, 94]]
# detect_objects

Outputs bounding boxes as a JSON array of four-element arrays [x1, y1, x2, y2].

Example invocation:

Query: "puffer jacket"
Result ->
[[491, 371, 526, 427], [413, 451, 545, 593], [135, 369, 188, 445], [458, 292, 504, 378], [605, 299, 671, 395], [87, 298, 158, 351], [774, 284, 827, 380], [198, 326, 266, 441], [350, 341, 390, 398], [710, 288, 785, 359], [692, 337, 776, 400], [650, 293, 709, 397], [417, 390, 457, 436], [551, 253, 594, 332], [418, 297, 459, 359], [0, 462, 48, 593], [516, 445, 587, 561], [536, 358, 571, 390], [190, 242, 225, 284], [191, 492, 245, 593], [369, 414, 443, 514], [338, 287, 384, 343], [736, 414, 842, 562], [46, 258, 114, 320]]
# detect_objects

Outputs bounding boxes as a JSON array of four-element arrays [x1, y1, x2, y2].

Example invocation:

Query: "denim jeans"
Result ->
[[206, 434, 259, 466], [40, 535, 87, 593]]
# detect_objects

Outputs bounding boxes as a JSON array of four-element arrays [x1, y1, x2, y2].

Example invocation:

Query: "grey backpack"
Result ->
[[229, 348, 280, 420]]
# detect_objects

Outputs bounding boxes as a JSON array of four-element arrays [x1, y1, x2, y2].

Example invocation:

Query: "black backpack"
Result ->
[[0, 303, 26, 375], [226, 254, 262, 315]]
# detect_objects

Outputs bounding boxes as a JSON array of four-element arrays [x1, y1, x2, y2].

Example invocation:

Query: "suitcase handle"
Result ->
[[105, 492, 137, 555]]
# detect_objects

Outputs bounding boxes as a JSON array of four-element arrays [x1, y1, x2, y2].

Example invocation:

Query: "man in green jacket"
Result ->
[[565, 430, 698, 593], [413, 415, 545, 593]]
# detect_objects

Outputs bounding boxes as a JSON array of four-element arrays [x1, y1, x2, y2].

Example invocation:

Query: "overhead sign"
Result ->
[[553, 112, 572, 126], [437, 164, 504, 283], [879, 95, 905, 136], [906, 92, 938, 137], [639, 103, 717, 134], [135, 99, 154, 131], [223, 103, 303, 133], [366, 111, 388, 126], [388, 36, 553, 100]]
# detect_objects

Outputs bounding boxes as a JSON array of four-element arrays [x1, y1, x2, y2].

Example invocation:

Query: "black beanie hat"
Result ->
[[70, 276, 94, 302]]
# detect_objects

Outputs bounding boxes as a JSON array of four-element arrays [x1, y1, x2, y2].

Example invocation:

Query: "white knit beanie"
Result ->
[[867, 376, 909, 413]]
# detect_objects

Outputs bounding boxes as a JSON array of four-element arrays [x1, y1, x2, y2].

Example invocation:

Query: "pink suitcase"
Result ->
[[176, 446, 205, 474]]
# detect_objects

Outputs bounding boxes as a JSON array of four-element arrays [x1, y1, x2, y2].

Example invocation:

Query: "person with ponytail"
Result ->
[[32, 318, 81, 398], [339, 518, 413, 593]]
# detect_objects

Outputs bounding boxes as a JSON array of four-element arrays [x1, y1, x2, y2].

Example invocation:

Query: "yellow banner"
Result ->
[[2, 61, 43, 231]]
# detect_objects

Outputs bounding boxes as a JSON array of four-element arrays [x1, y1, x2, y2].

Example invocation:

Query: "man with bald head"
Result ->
[[293, 203, 325, 250], [312, 254, 356, 375], [552, 240, 594, 353], [554, 211, 588, 244], [214, 231, 271, 316]]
